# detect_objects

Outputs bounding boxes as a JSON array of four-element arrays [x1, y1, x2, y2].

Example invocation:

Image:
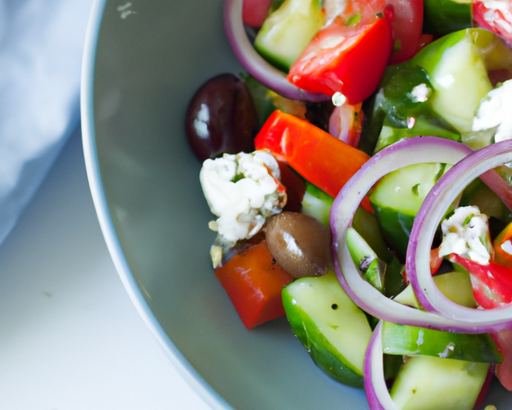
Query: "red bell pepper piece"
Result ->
[[448, 253, 512, 309], [215, 240, 294, 329], [287, 5, 393, 103], [254, 110, 370, 201]]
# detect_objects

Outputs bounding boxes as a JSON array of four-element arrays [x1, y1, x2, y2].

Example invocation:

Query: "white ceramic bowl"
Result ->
[[81, 0, 511, 408]]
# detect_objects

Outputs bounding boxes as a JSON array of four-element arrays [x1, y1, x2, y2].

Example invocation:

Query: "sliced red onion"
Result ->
[[407, 139, 512, 330], [364, 322, 399, 410], [223, 0, 329, 102], [331, 136, 512, 333]]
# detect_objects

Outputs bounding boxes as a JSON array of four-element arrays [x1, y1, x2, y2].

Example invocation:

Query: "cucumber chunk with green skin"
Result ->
[[394, 270, 477, 309], [374, 117, 460, 153], [254, 0, 323, 72], [369, 162, 451, 258], [346, 227, 405, 297], [390, 355, 489, 410], [282, 271, 372, 388], [346, 227, 385, 292], [423, 0, 473, 35], [382, 321, 503, 363], [366, 29, 512, 153], [412, 29, 512, 137], [352, 206, 394, 264], [301, 182, 333, 227]]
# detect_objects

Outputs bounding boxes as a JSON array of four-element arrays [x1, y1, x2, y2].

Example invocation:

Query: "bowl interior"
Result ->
[[83, 1, 511, 409]]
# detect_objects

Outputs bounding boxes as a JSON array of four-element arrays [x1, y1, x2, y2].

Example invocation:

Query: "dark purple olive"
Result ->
[[185, 73, 259, 161], [265, 212, 333, 279]]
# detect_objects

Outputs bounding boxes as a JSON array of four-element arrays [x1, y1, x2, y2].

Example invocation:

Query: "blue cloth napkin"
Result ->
[[0, 0, 92, 244]]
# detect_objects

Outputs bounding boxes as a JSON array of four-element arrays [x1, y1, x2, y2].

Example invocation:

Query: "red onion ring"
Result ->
[[223, 0, 329, 102], [330, 136, 512, 333], [407, 139, 512, 330]]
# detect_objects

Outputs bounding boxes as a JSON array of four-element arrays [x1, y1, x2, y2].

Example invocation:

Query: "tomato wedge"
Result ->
[[449, 253, 512, 309], [490, 327, 512, 391], [242, 0, 274, 28], [287, 6, 393, 103], [387, 0, 424, 64]]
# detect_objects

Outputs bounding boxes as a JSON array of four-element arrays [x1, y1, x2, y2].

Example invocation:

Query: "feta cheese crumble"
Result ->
[[472, 79, 512, 143], [200, 151, 287, 267], [438, 205, 492, 265], [409, 83, 431, 103]]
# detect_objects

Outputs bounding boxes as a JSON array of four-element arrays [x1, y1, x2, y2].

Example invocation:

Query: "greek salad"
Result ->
[[185, 0, 512, 409]]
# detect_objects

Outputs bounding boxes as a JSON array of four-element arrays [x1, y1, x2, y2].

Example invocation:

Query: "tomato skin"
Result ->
[[387, 0, 424, 64], [491, 327, 512, 391], [448, 253, 512, 309], [242, 0, 273, 28], [215, 240, 294, 329], [287, 14, 394, 104]]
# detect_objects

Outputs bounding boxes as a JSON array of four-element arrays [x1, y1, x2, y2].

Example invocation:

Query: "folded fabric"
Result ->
[[0, 0, 93, 245]]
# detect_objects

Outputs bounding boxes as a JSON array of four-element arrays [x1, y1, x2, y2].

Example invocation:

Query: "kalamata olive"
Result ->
[[265, 212, 333, 279], [185, 73, 259, 161]]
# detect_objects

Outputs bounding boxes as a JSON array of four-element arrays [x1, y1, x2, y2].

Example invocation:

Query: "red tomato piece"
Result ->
[[215, 240, 294, 329], [387, 0, 424, 64], [448, 253, 512, 309], [287, 11, 394, 104], [490, 327, 512, 391], [473, 0, 512, 46], [324, 0, 388, 25], [242, 0, 274, 28], [254, 110, 370, 200]]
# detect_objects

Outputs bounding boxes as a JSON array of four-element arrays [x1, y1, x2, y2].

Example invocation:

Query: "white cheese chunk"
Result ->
[[472, 79, 512, 143], [200, 151, 287, 266], [438, 205, 492, 265]]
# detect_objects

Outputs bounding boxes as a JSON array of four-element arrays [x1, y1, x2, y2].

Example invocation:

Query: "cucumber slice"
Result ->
[[352, 205, 394, 264], [374, 117, 460, 153], [254, 0, 323, 72], [382, 321, 502, 363], [390, 355, 489, 410], [346, 227, 405, 297], [346, 227, 385, 292], [413, 29, 493, 135], [301, 182, 333, 227], [369, 162, 451, 257], [282, 271, 372, 387], [394, 270, 477, 309], [429, 34, 492, 134]]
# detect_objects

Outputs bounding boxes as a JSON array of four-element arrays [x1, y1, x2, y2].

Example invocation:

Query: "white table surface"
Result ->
[[0, 126, 211, 410]]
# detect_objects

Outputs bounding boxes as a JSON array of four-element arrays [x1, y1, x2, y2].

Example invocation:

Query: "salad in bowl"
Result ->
[[185, 0, 512, 408]]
